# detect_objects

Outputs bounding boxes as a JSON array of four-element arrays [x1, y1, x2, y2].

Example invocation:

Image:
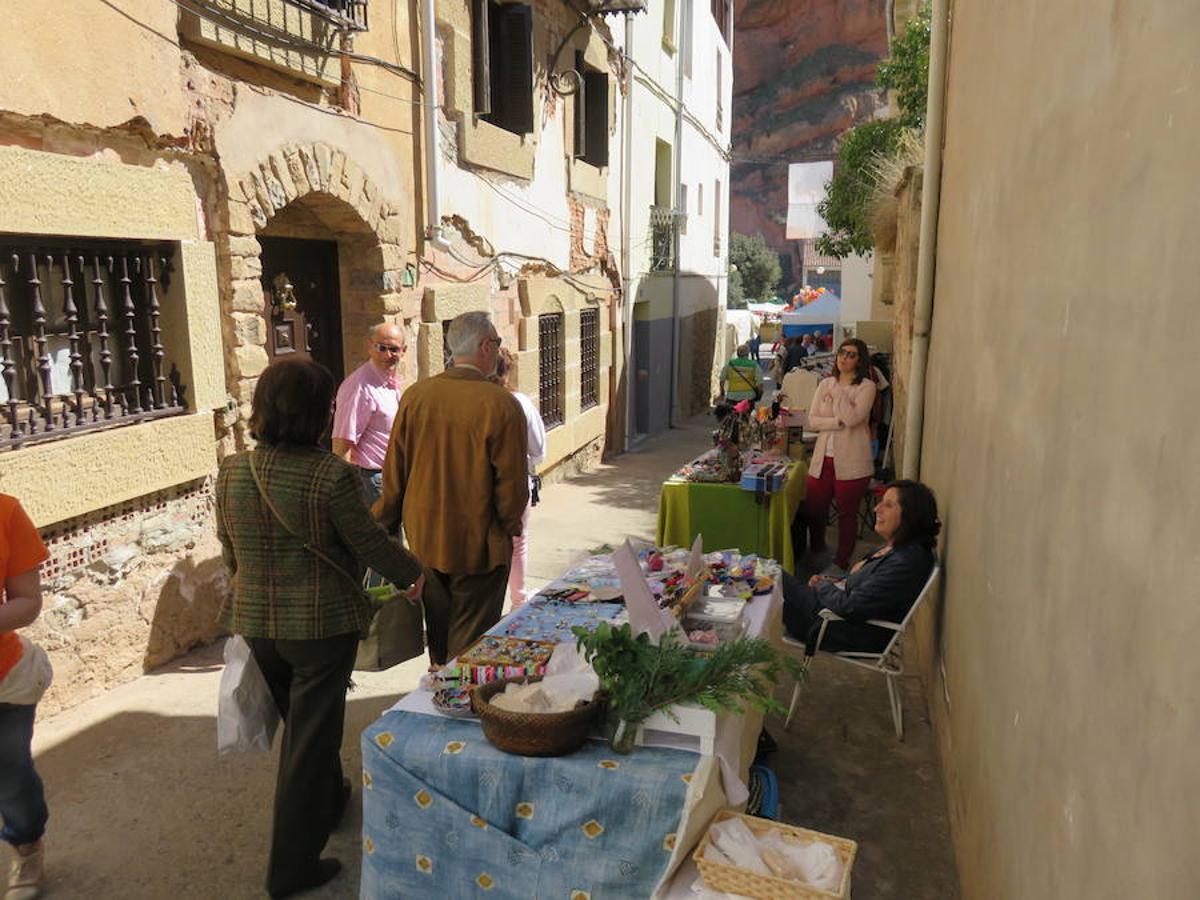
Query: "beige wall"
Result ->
[[918, 2, 1200, 897]]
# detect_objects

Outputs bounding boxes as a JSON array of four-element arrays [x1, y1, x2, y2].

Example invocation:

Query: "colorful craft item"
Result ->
[[451, 636, 557, 685]]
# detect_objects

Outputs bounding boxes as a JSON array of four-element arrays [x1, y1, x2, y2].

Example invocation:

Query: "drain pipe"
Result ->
[[666, 3, 684, 429], [621, 14, 637, 449], [420, 0, 452, 252], [901, 0, 950, 480]]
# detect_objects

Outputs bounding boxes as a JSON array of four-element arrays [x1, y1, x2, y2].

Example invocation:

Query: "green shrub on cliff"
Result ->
[[729, 232, 782, 306], [816, 3, 931, 258]]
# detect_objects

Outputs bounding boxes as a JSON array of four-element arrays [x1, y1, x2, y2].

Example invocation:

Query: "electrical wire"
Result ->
[[168, 0, 422, 83]]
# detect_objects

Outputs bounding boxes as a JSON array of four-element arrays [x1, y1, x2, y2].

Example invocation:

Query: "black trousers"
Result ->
[[780, 573, 890, 655], [247, 633, 358, 895]]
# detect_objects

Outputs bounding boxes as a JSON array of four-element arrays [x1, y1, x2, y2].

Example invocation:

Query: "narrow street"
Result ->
[[29, 419, 955, 899]]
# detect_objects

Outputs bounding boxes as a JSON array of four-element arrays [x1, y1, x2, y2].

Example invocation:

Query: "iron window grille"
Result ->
[[580, 308, 599, 410], [0, 239, 187, 451], [649, 205, 681, 272], [289, 0, 369, 31], [472, 0, 534, 136], [538, 313, 564, 429]]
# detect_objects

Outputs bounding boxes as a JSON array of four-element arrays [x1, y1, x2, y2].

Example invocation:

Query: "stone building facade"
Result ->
[[0, 0, 727, 711]]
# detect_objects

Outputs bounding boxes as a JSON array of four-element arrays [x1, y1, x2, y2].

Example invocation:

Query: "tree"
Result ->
[[728, 233, 782, 306], [815, 2, 931, 258]]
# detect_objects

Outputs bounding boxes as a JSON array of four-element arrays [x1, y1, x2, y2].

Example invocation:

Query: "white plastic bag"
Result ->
[[217, 636, 280, 755], [0, 636, 53, 706]]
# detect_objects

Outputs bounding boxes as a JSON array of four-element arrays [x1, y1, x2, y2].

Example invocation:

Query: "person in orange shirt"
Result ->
[[0, 494, 50, 900]]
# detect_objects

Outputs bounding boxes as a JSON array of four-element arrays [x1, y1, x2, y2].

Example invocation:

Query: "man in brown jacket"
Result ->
[[373, 311, 529, 664]]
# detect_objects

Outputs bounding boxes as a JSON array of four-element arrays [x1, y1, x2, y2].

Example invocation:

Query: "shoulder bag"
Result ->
[[247, 453, 425, 671]]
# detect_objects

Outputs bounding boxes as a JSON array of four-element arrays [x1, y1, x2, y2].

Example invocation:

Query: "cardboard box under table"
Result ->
[[360, 559, 784, 899], [657, 453, 807, 573]]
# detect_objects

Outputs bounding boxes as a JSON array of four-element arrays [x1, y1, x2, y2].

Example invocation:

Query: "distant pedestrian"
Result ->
[[332, 323, 407, 506], [0, 493, 51, 900], [216, 358, 423, 899], [720, 344, 763, 402], [374, 311, 529, 665], [489, 348, 546, 610]]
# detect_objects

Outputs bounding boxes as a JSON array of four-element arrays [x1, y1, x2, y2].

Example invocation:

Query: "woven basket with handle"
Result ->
[[693, 809, 857, 899], [470, 675, 601, 757]]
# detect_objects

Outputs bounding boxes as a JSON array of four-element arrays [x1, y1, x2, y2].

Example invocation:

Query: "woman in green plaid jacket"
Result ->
[[215, 357, 423, 899]]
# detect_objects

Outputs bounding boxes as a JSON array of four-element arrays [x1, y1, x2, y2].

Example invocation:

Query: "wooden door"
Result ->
[[258, 236, 345, 382]]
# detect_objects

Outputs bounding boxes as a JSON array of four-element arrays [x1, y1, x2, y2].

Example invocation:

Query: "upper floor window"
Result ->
[[663, 0, 677, 51], [710, 0, 731, 45], [574, 53, 610, 169], [472, 0, 534, 136], [0, 238, 187, 450]]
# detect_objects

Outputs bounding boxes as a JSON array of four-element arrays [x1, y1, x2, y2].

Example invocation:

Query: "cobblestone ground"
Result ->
[[20, 417, 957, 899]]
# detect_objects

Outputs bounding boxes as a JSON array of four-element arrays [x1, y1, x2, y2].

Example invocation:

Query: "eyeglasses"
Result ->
[[375, 343, 405, 355], [838, 348, 859, 359], [484, 337, 503, 348]]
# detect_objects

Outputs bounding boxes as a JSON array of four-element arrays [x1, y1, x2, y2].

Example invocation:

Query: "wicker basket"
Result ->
[[693, 810, 857, 899], [470, 675, 601, 757]]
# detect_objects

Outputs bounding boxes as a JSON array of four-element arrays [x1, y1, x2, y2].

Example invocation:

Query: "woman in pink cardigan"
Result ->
[[802, 338, 877, 572]]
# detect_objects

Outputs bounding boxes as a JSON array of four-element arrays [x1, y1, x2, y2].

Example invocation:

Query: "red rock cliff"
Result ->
[[732, 0, 889, 278]]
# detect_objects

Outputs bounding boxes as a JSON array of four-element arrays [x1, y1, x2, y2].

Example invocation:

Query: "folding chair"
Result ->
[[781, 560, 941, 740]]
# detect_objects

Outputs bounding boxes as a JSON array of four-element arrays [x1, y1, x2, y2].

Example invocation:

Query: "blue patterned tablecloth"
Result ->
[[361, 710, 700, 900]]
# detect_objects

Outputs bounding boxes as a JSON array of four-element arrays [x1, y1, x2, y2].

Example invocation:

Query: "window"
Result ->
[[573, 53, 610, 169], [472, 0, 534, 136], [681, 0, 694, 77], [715, 49, 723, 130], [662, 0, 677, 51], [538, 314, 564, 428], [580, 308, 599, 410], [713, 179, 722, 257], [698, 182, 704, 216], [0, 238, 187, 450], [710, 0, 731, 45]]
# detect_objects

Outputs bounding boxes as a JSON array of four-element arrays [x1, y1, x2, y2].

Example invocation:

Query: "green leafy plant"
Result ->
[[815, 2, 931, 258], [729, 233, 783, 305], [573, 622, 804, 732]]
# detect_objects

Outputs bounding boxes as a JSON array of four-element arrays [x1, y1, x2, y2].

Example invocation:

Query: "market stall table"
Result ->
[[656, 451, 807, 573], [360, 550, 784, 900]]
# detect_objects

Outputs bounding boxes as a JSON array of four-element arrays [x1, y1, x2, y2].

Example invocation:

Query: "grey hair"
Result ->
[[446, 311, 494, 358]]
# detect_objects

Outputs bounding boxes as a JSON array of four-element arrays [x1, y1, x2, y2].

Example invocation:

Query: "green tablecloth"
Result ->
[[656, 453, 808, 572]]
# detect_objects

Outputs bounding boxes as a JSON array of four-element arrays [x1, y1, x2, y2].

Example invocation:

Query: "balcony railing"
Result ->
[[0, 239, 188, 451], [649, 205, 684, 272], [289, 0, 369, 31]]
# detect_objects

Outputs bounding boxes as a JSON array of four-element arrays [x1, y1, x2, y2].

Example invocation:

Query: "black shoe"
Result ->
[[756, 728, 779, 757], [268, 858, 342, 898]]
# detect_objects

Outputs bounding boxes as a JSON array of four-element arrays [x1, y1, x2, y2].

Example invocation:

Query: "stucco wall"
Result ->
[[918, 2, 1200, 897], [0, 1, 189, 136]]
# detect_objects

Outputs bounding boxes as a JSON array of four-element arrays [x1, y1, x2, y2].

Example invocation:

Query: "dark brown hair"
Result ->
[[248, 357, 336, 447], [836, 337, 871, 384], [885, 480, 941, 550]]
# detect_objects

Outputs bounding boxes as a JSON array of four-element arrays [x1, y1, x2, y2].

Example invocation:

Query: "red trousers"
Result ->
[[804, 456, 871, 570]]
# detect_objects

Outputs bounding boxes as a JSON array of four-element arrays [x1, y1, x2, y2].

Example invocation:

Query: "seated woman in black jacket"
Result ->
[[783, 480, 939, 655]]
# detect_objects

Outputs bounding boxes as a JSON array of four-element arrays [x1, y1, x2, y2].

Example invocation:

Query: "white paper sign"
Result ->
[[613, 540, 674, 640]]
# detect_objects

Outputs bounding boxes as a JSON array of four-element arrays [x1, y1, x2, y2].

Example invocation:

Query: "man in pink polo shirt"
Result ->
[[332, 323, 407, 504]]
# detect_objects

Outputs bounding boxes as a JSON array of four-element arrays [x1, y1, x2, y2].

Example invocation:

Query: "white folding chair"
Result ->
[[782, 560, 941, 740]]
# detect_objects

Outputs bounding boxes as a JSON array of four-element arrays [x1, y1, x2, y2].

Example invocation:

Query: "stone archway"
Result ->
[[216, 143, 410, 455]]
